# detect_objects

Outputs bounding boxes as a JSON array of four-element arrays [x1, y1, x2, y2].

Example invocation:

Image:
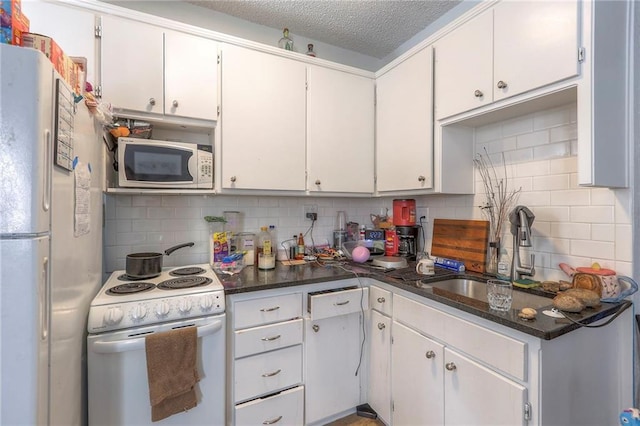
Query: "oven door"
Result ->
[[88, 315, 225, 426]]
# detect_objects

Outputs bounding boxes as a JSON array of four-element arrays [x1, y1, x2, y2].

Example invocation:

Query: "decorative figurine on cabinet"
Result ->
[[620, 408, 640, 425]]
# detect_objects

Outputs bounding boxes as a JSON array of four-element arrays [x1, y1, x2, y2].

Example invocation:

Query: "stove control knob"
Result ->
[[155, 301, 171, 318], [178, 298, 193, 314], [131, 304, 147, 321], [200, 295, 215, 311], [104, 307, 124, 325]]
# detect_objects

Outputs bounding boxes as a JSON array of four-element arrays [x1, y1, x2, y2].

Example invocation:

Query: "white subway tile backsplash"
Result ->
[[570, 239, 615, 260], [570, 206, 614, 224], [102, 104, 631, 283]]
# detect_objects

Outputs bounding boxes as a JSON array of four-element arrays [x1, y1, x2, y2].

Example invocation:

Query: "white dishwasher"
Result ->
[[304, 286, 369, 424]]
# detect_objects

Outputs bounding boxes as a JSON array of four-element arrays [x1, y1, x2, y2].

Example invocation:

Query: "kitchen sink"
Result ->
[[419, 278, 554, 311]]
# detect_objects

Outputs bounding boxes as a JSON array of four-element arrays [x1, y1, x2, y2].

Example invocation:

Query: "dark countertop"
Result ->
[[217, 260, 631, 341]]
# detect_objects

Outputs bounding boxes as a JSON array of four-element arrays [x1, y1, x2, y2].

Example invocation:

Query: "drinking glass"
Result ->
[[486, 279, 513, 311]]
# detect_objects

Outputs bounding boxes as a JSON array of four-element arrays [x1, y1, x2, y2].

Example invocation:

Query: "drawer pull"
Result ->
[[263, 415, 283, 425], [377, 297, 386, 303], [261, 369, 282, 377], [261, 334, 282, 342], [377, 322, 386, 330], [260, 306, 280, 312], [334, 300, 350, 306], [445, 362, 457, 371], [426, 350, 436, 359]]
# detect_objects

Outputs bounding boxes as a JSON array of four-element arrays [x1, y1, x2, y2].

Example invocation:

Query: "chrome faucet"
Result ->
[[509, 206, 535, 281]]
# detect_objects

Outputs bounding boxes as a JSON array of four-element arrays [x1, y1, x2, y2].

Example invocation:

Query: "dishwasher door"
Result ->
[[304, 286, 369, 424], [87, 314, 225, 426]]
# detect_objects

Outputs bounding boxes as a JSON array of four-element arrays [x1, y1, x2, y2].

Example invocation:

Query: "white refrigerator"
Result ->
[[0, 44, 104, 425]]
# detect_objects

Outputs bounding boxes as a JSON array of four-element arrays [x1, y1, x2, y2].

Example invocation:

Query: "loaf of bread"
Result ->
[[572, 273, 601, 296], [562, 288, 601, 308], [553, 294, 585, 313], [542, 281, 560, 292]]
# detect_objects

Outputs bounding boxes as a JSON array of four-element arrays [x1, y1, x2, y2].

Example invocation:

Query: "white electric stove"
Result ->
[[87, 264, 225, 333]]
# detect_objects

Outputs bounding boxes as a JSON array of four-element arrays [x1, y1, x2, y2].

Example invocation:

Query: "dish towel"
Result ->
[[145, 326, 200, 422]]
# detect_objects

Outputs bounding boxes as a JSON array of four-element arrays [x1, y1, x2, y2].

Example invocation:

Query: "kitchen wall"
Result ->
[[104, 103, 632, 283]]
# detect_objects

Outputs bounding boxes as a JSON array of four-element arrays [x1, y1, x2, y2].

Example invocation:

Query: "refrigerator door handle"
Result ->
[[90, 319, 224, 354], [41, 256, 49, 341], [43, 129, 51, 211]]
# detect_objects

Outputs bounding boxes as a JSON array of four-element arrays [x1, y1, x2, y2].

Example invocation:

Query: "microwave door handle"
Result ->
[[89, 319, 223, 354]]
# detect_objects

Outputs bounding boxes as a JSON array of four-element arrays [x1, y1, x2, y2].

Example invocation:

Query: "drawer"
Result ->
[[235, 386, 304, 426], [394, 294, 527, 381], [234, 293, 303, 329], [235, 344, 303, 403], [369, 285, 392, 316], [235, 318, 303, 359], [308, 287, 369, 321]]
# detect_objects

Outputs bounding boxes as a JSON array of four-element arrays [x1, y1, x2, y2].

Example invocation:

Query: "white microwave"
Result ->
[[117, 138, 213, 189]]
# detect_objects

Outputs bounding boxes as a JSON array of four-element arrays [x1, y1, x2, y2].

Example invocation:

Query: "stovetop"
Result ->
[[88, 264, 225, 333]]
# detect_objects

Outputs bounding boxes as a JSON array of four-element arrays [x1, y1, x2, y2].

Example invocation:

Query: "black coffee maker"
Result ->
[[396, 225, 421, 260]]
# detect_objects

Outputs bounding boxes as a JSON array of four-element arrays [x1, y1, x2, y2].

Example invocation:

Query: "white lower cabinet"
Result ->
[[235, 386, 304, 426], [368, 310, 392, 425]]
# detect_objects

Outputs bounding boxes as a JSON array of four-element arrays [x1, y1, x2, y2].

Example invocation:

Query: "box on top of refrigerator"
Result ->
[[22, 32, 80, 93], [0, 0, 30, 46]]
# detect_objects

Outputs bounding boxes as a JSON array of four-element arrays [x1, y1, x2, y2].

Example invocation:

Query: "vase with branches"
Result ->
[[473, 149, 521, 275]]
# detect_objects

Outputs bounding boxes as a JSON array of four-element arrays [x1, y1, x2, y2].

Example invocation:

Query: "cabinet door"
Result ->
[[22, 2, 97, 85], [164, 30, 218, 121], [100, 16, 163, 113], [392, 321, 444, 426], [307, 66, 374, 194], [444, 348, 527, 426], [368, 311, 391, 425], [305, 313, 362, 424], [493, 0, 579, 101], [220, 44, 306, 191], [434, 10, 493, 119], [376, 47, 434, 192]]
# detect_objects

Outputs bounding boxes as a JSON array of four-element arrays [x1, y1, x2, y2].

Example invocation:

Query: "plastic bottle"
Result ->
[[269, 225, 278, 252], [497, 248, 511, 280], [256, 226, 273, 264]]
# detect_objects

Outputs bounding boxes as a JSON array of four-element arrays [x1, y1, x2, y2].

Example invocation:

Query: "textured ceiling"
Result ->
[[186, 1, 461, 59]]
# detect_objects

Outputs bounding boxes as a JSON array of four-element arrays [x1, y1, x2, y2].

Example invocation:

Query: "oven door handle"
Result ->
[[90, 320, 223, 354]]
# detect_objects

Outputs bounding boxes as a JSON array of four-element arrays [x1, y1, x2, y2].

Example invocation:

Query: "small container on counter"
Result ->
[[258, 252, 276, 270], [237, 232, 255, 266]]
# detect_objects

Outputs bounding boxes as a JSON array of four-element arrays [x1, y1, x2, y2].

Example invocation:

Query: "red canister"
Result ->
[[393, 199, 416, 226], [385, 228, 399, 256]]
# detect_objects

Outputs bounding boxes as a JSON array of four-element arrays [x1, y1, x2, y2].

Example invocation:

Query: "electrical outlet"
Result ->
[[304, 204, 318, 220]]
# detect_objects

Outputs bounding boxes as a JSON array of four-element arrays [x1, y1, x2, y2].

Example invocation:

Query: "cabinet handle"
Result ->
[[260, 306, 280, 312], [315, 179, 321, 185], [172, 100, 179, 107], [263, 415, 283, 425], [149, 97, 156, 106], [377, 297, 386, 303], [426, 350, 436, 359], [230, 176, 237, 183], [261, 334, 281, 341], [497, 80, 508, 89], [418, 176, 426, 182], [445, 362, 457, 371], [261, 369, 282, 377], [474, 89, 483, 97], [377, 322, 386, 330], [312, 324, 320, 332], [334, 300, 350, 306]]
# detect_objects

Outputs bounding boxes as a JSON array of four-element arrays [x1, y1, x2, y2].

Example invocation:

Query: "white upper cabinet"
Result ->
[[220, 44, 306, 191], [307, 66, 374, 194], [493, 0, 579, 102], [434, 10, 493, 120], [376, 46, 434, 193], [435, 1, 579, 120], [101, 16, 164, 114], [163, 29, 218, 120], [101, 16, 217, 122]]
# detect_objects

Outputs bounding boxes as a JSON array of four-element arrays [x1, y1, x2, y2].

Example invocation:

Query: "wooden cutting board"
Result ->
[[430, 219, 490, 273]]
